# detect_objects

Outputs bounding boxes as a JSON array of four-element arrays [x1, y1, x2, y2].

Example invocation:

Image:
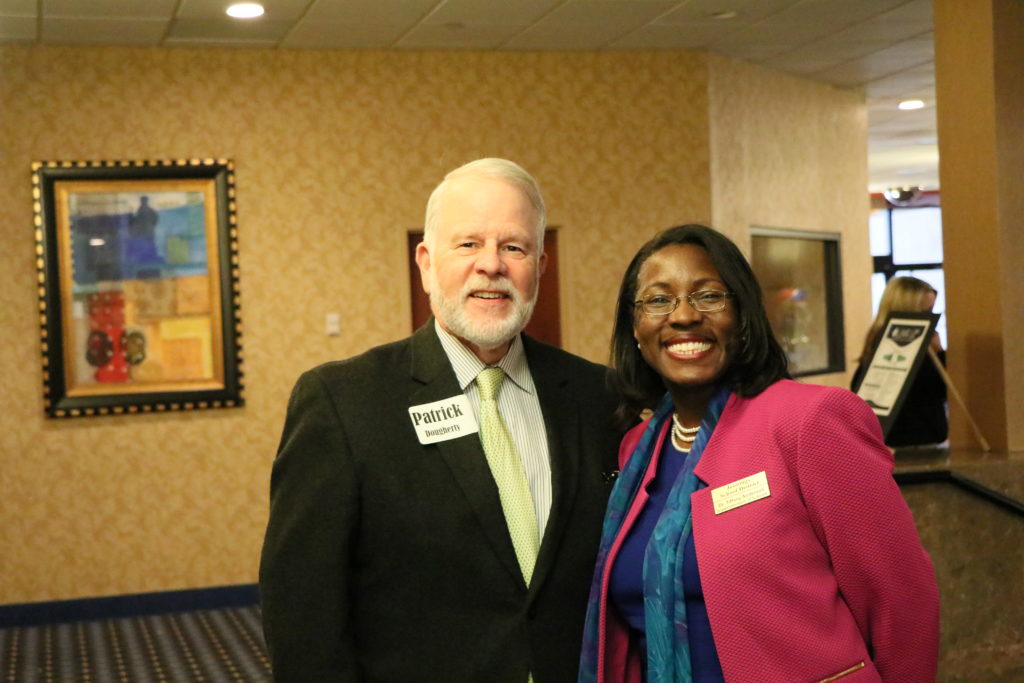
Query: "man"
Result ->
[[259, 159, 622, 682]]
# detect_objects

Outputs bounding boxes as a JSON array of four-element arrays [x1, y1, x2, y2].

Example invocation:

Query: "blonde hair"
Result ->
[[858, 276, 937, 362]]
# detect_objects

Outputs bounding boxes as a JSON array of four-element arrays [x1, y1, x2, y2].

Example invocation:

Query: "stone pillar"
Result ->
[[934, 0, 1024, 452]]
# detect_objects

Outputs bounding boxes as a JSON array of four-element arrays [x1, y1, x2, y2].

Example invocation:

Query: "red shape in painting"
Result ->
[[86, 291, 130, 383]]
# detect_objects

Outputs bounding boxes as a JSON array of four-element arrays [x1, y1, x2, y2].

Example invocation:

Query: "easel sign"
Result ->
[[852, 312, 939, 437]]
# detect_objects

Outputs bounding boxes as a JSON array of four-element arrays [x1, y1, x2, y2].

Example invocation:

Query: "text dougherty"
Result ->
[[408, 395, 478, 444]]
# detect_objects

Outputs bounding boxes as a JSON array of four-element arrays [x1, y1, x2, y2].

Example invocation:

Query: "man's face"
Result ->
[[416, 175, 546, 358]]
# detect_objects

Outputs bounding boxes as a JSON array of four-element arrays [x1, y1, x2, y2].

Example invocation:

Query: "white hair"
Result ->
[[422, 158, 546, 250]]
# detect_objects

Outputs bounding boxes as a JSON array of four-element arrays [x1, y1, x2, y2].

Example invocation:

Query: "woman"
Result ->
[[853, 276, 947, 447], [579, 225, 939, 683]]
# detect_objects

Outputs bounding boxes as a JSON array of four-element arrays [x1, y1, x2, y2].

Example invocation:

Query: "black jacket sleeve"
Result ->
[[259, 370, 362, 682]]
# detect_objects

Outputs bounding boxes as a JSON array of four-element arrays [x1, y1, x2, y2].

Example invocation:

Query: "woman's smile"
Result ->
[[633, 244, 736, 396]]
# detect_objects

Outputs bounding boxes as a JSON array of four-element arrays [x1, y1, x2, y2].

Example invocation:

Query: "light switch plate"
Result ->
[[326, 312, 341, 336]]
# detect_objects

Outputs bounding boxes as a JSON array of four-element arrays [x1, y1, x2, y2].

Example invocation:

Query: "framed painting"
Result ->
[[32, 159, 244, 418], [750, 227, 845, 377]]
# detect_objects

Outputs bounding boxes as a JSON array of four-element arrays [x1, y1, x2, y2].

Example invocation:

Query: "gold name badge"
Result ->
[[711, 471, 771, 514]]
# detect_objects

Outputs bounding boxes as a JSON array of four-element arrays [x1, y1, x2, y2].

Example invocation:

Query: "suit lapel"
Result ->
[[522, 336, 581, 595], [693, 392, 740, 488], [408, 322, 525, 587]]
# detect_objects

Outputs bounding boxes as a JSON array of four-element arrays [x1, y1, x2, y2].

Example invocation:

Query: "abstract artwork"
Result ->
[[33, 159, 244, 418]]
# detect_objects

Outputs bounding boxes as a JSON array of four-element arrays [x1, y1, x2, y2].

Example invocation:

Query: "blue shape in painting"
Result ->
[[71, 213, 127, 283], [71, 194, 208, 286]]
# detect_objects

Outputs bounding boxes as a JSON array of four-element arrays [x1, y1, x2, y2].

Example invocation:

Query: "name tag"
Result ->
[[409, 396, 478, 444], [711, 471, 771, 514]]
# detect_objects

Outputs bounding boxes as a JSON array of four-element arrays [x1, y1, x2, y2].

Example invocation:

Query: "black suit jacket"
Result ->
[[259, 323, 622, 682]]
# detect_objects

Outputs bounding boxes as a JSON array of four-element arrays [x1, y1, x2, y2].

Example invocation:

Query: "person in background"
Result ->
[[853, 275, 948, 448], [578, 224, 939, 683], [259, 158, 622, 682]]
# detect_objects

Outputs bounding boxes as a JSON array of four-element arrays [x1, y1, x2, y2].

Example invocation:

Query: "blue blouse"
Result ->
[[608, 436, 725, 681]]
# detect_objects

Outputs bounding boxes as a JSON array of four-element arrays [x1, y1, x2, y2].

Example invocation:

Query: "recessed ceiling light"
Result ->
[[226, 3, 264, 19], [898, 99, 925, 110]]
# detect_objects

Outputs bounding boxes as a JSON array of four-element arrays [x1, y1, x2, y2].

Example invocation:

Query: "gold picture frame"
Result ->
[[32, 159, 244, 418]]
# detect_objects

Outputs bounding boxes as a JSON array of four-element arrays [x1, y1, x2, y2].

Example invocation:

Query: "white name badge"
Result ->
[[711, 470, 771, 515], [408, 395, 478, 445]]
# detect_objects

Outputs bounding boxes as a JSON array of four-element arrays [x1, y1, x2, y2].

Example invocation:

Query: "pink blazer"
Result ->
[[595, 380, 940, 683]]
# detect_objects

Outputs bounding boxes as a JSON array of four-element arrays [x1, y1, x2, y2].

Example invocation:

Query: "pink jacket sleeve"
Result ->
[[794, 388, 940, 681]]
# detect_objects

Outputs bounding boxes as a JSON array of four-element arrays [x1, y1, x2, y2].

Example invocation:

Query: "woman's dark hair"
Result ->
[[610, 223, 790, 423]]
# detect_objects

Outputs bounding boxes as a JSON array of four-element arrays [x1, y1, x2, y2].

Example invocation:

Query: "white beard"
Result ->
[[429, 272, 538, 350]]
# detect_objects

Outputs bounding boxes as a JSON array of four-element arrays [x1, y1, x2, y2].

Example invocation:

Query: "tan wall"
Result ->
[[934, 0, 1024, 451], [707, 54, 871, 388], [0, 45, 865, 604]]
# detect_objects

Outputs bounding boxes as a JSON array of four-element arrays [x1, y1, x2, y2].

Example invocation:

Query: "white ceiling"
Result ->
[[0, 0, 939, 192]]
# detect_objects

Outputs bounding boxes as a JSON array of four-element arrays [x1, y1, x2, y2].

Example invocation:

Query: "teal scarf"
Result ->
[[579, 386, 731, 683]]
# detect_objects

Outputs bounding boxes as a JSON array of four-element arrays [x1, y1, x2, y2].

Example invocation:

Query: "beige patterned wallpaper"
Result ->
[[0, 45, 865, 604], [707, 54, 872, 387]]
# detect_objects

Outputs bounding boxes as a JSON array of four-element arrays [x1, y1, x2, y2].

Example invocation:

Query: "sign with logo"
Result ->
[[852, 312, 939, 437]]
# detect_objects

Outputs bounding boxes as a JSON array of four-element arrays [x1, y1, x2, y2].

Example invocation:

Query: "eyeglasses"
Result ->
[[634, 290, 733, 316]]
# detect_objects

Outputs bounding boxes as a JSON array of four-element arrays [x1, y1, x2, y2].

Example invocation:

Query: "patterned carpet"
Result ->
[[0, 605, 271, 682]]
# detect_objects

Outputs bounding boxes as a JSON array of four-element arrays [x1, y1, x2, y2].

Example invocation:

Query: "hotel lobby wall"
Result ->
[[0, 45, 867, 604], [707, 54, 871, 388]]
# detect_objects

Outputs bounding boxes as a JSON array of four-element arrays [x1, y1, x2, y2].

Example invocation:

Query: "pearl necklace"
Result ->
[[671, 413, 700, 451]]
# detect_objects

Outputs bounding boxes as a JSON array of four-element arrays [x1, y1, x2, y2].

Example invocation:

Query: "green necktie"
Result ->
[[477, 367, 540, 585]]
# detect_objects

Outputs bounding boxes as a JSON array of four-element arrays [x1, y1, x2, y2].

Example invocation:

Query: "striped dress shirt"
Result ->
[[434, 321, 553, 538]]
